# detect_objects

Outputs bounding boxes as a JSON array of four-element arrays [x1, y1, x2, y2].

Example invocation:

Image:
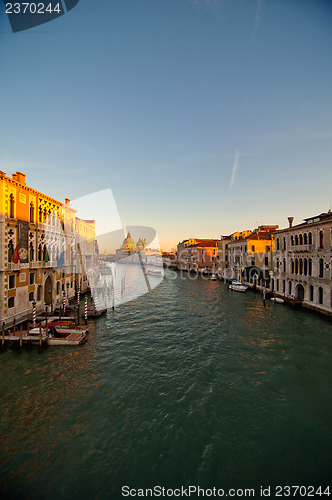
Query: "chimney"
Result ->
[[12, 173, 18, 181], [15, 172, 26, 185], [288, 217, 294, 228], [65, 198, 70, 206]]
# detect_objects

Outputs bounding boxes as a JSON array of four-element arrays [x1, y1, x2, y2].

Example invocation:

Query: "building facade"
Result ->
[[0, 171, 97, 327], [177, 238, 219, 273], [218, 226, 278, 285], [271, 213, 332, 315]]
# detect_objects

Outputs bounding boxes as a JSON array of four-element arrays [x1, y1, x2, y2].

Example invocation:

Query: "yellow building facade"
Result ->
[[0, 171, 97, 327]]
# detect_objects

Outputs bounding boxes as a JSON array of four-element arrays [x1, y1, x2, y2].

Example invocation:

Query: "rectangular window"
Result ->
[[29, 291, 34, 302], [8, 297, 15, 308], [265, 257, 268, 266], [9, 275, 15, 289], [251, 245, 255, 252], [29, 272, 34, 285]]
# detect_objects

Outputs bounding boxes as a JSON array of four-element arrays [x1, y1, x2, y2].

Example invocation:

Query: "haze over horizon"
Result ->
[[1, 0, 331, 250]]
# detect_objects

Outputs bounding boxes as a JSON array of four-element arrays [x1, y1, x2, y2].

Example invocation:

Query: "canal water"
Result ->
[[0, 268, 331, 499]]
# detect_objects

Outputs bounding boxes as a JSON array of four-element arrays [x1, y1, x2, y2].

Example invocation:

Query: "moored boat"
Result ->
[[48, 331, 87, 346], [146, 268, 163, 276], [210, 274, 217, 280], [41, 321, 88, 335], [229, 281, 248, 292], [29, 327, 87, 346], [270, 297, 285, 304]]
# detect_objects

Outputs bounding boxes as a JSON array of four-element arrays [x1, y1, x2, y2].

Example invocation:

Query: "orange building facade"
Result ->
[[177, 238, 219, 272]]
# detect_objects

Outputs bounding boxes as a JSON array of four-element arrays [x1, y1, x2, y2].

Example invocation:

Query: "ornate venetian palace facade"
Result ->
[[271, 212, 332, 316], [0, 171, 97, 327]]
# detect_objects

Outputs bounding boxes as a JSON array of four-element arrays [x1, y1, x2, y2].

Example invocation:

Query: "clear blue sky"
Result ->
[[1, 0, 331, 250]]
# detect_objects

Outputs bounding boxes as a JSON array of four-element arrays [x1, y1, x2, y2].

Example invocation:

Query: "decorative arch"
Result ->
[[296, 284, 305, 301], [44, 275, 53, 305]]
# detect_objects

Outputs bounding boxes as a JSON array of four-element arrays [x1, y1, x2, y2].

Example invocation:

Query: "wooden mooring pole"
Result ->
[[19, 325, 23, 352], [38, 324, 43, 353], [1, 322, 5, 351]]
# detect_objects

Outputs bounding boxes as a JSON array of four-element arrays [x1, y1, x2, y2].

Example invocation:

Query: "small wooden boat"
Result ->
[[41, 321, 88, 335], [210, 274, 217, 280], [48, 331, 87, 346], [29, 327, 87, 346], [86, 307, 107, 319]]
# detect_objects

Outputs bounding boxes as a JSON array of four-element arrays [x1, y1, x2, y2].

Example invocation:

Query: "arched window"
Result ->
[[37, 285, 42, 301], [29, 242, 34, 261], [299, 259, 303, 275], [43, 244, 47, 261], [39, 207, 43, 223], [295, 258, 299, 275], [319, 258, 324, 278], [318, 287, 323, 305], [30, 202, 34, 223], [8, 240, 14, 261], [295, 235, 299, 246], [283, 258, 286, 272], [299, 234, 303, 245], [309, 285, 314, 301], [304, 233, 307, 245], [308, 258, 312, 276], [38, 244, 42, 261], [9, 194, 14, 218], [319, 230, 324, 249], [56, 281, 60, 294], [288, 281, 292, 295], [304, 258, 307, 276], [308, 232, 312, 245], [283, 237, 286, 250], [291, 235, 294, 246], [291, 259, 294, 274]]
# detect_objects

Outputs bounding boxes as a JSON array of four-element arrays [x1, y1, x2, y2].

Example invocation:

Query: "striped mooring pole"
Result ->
[[63, 292, 66, 314], [32, 300, 36, 327], [84, 295, 88, 324], [77, 284, 80, 305]]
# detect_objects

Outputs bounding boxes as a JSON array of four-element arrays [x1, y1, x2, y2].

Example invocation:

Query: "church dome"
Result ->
[[122, 232, 136, 249]]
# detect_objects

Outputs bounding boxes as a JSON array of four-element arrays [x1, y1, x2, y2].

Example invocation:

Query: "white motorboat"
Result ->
[[210, 274, 217, 280], [270, 297, 285, 304], [146, 268, 163, 276], [229, 281, 248, 292]]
